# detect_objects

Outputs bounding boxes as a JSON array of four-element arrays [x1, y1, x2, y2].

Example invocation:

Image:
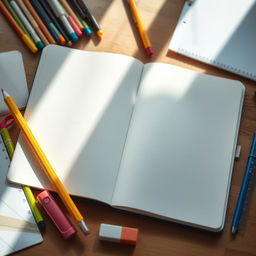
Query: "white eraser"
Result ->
[[99, 224, 138, 245]]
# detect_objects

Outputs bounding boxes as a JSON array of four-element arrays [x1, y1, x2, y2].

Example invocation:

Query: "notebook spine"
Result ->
[[176, 47, 256, 81]]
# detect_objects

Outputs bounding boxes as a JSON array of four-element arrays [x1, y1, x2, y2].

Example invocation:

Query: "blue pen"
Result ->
[[231, 133, 256, 234]]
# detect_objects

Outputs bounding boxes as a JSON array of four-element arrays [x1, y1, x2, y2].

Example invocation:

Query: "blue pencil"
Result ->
[[231, 133, 256, 234]]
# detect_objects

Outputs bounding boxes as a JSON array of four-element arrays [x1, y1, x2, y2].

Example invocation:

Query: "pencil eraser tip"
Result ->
[[99, 224, 138, 245], [146, 47, 154, 57]]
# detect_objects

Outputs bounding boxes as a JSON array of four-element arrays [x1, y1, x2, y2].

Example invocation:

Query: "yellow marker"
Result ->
[[22, 186, 45, 231], [0, 127, 45, 231], [0, 127, 14, 156], [22, 34, 38, 54], [1, 89, 90, 235]]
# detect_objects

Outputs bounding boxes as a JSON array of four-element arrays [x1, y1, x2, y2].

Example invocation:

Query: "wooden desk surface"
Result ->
[[1, 0, 256, 255]]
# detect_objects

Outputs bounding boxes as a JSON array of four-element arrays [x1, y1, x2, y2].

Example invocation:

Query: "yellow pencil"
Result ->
[[1, 89, 90, 235], [0, 127, 45, 231], [127, 0, 153, 57]]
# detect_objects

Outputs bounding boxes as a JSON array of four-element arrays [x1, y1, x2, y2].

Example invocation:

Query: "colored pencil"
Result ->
[[0, 0, 38, 53], [46, 0, 79, 41], [77, 0, 103, 37], [23, 0, 56, 44], [2, 0, 30, 36], [127, 0, 153, 56], [30, 0, 64, 44], [16, 0, 49, 45], [67, 0, 92, 35], [59, 0, 91, 36], [38, 0, 71, 45], [59, 0, 83, 30], [10, 0, 45, 49]]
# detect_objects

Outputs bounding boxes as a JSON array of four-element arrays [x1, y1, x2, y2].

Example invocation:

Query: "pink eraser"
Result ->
[[37, 191, 76, 239], [99, 224, 138, 245]]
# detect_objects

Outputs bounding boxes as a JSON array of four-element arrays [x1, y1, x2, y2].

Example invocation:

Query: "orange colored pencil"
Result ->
[[127, 0, 153, 57], [23, 0, 56, 44], [0, 0, 38, 53]]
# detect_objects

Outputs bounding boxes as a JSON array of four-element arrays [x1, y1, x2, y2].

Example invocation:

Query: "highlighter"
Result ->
[[37, 190, 76, 239]]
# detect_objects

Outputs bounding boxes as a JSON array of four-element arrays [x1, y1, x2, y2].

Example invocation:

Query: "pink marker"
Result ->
[[37, 190, 76, 239], [67, 16, 83, 37]]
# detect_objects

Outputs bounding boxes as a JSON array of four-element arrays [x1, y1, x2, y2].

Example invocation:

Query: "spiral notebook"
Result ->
[[169, 0, 256, 81]]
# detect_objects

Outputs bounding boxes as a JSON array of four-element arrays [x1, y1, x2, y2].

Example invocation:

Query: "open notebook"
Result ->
[[169, 0, 256, 81], [8, 45, 245, 232], [0, 51, 29, 114], [0, 135, 42, 256]]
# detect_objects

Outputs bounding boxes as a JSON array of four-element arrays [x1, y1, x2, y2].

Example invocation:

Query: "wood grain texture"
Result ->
[[1, 0, 256, 255]]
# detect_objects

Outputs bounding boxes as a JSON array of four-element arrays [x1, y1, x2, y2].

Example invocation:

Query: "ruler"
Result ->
[[239, 158, 256, 231], [0, 134, 42, 255]]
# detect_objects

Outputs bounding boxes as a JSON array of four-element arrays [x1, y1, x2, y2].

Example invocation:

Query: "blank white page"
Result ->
[[169, 0, 256, 80], [112, 63, 244, 232], [8, 45, 143, 204], [0, 51, 29, 113]]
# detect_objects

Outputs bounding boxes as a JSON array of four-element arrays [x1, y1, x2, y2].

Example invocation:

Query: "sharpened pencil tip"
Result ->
[[1, 88, 9, 98], [78, 220, 90, 236]]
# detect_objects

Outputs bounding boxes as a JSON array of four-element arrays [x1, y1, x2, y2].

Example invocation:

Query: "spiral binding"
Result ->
[[176, 47, 256, 80]]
